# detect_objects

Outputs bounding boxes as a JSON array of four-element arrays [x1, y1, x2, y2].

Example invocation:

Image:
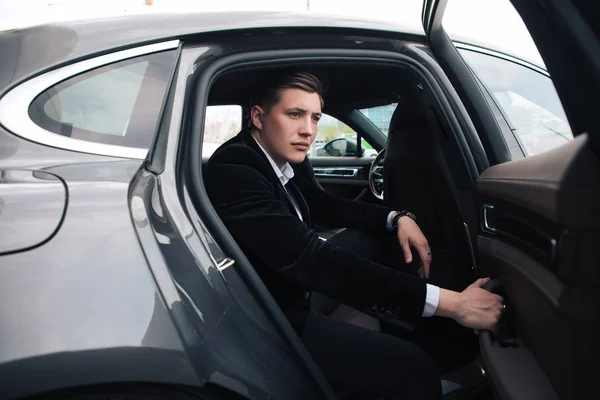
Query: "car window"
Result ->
[[441, 0, 572, 157], [28, 50, 176, 150], [200, 109, 375, 159], [203, 105, 243, 157], [309, 114, 376, 158], [459, 49, 573, 156], [359, 103, 397, 136]]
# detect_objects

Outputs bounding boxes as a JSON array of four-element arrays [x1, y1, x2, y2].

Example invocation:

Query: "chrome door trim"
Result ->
[[0, 40, 180, 159], [216, 258, 235, 272], [482, 203, 496, 233], [454, 42, 549, 76], [313, 167, 359, 178]]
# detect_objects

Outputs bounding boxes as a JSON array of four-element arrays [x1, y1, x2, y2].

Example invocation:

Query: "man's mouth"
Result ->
[[292, 142, 310, 150]]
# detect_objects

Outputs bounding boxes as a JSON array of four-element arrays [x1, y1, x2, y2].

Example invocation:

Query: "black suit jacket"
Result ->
[[204, 129, 427, 325]]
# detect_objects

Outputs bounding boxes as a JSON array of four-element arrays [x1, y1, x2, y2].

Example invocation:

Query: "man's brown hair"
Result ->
[[250, 71, 324, 116]]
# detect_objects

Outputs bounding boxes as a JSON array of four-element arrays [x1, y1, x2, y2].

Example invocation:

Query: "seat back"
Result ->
[[384, 94, 473, 290]]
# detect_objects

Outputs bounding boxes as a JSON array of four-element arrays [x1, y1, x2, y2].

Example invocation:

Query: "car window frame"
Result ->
[[455, 43, 572, 158], [0, 40, 179, 159], [28, 51, 175, 149]]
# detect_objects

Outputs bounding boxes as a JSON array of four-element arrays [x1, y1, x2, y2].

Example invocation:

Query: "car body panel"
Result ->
[[0, 11, 423, 93], [129, 170, 329, 399], [0, 158, 202, 398], [0, 169, 66, 254], [0, 36, 334, 398]]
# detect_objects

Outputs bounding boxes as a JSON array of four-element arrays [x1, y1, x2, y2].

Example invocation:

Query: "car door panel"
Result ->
[[475, 133, 600, 400], [310, 156, 378, 203]]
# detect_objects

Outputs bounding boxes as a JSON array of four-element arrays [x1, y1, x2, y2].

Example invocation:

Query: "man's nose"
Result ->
[[301, 116, 315, 136]]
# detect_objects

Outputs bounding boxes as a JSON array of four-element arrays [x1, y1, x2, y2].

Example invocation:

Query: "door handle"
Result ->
[[482, 203, 496, 233], [480, 276, 508, 345]]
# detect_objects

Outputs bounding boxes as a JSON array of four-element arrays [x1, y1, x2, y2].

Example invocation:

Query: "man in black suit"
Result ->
[[204, 72, 503, 399]]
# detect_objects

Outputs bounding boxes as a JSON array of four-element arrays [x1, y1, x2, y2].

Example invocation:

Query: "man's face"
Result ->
[[252, 88, 322, 167]]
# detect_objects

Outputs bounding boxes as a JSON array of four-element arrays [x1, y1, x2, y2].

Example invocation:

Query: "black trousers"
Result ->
[[312, 229, 479, 372], [289, 229, 442, 399], [297, 312, 441, 399]]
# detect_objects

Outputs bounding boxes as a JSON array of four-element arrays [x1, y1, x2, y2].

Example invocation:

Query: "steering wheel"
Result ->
[[368, 148, 386, 200]]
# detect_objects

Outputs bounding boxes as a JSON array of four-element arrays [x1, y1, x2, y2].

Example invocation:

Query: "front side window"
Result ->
[[309, 114, 376, 158], [29, 50, 176, 149], [459, 49, 573, 156]]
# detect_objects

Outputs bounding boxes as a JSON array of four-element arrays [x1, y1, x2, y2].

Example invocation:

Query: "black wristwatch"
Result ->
[[391, 210, 417, 230]]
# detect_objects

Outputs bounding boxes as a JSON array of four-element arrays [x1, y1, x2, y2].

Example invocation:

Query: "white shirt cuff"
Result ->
[[422, 284, 440, 317], [386, 211, 398, 231]]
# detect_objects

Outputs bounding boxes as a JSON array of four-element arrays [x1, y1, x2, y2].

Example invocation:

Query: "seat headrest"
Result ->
[[388, 95, 428, 134]]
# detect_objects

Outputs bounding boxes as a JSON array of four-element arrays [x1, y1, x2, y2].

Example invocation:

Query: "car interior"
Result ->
[[193, 50, 600, 399], [201, 63, 491, 398]]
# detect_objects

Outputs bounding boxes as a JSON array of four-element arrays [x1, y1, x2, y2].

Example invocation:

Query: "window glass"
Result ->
[[459, 49, 572, 156], [442, 0, 572, 156], [29, 50, 176, 149], [199, 109, 374, 159], [359, 103, 397, 136], [309, 114, 376, 158], [203, 105, 242, 158]]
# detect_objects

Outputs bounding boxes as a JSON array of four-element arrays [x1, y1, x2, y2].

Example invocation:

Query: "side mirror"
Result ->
[[323, 138, 357, 157]]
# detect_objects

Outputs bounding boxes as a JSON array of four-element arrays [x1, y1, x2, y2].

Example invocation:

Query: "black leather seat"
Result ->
[[383, 93, 474, 292], [382, 94, 484, 382]]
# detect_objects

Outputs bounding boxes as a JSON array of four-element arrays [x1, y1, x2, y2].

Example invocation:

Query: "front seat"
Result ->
[[383, 93, 473, 291], [383, 93, 486, 384]]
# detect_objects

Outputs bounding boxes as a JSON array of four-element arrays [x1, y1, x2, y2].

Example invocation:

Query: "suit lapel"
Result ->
[[241, 129, 282, 185], [240, 129, 310, 225], [286, 179, 311, 227]]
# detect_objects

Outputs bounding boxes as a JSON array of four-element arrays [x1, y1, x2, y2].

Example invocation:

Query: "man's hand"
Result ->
[[436, 278, 504, 331], [396, 216, 432, 279]]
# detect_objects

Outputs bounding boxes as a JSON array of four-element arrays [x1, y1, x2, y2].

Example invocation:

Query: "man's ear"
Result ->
[[250, 106, 265, 130]]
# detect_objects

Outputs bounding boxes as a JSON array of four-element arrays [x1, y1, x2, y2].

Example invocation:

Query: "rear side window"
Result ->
[[29, 50, 176, 149]]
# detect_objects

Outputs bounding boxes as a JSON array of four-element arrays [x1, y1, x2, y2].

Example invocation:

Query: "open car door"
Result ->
[[422, 1, 600, 399]]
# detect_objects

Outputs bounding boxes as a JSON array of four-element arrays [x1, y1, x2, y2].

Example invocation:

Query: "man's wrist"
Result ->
[[435, 288, 462, 320], [391, 210, 417, 230]]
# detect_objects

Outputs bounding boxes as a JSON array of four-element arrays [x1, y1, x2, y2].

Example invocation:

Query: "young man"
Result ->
[[204, 72, 503, 399]]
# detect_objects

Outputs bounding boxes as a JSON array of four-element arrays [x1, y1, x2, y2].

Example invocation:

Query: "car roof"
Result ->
[[0, 11, 424, 92]]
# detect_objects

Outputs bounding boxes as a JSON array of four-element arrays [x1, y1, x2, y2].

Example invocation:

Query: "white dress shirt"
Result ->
[[253, 137, 303, 220], [253, 136, 439, 317]]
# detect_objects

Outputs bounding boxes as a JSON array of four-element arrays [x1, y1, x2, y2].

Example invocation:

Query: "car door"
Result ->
[[422, 1, 600, 399]]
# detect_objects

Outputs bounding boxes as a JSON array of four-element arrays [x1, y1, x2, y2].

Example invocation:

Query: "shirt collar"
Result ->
[[252, 136, 295, 186]]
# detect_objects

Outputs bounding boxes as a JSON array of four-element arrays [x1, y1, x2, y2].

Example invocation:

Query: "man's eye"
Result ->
[[312, 116, 321, 122], [289, 112, 300, 118]]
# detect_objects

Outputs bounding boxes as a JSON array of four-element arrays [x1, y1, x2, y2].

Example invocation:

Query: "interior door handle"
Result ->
[[480, 276, 506, 344], [479, 276, 559, 400], [483, 204, 496, 233], [481, 203, 557, 264]]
